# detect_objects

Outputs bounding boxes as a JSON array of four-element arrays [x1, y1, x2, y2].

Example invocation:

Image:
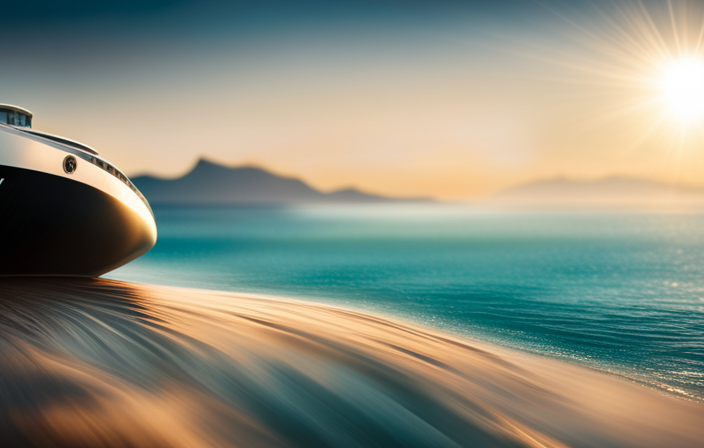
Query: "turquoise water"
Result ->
[[110, 205, 704, 400]]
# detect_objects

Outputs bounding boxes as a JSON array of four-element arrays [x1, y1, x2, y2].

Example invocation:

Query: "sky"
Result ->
[[2, 0, 704, 200]]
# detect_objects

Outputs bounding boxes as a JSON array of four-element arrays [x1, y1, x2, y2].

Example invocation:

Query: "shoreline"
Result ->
[[113, 279, 704, 404], [174, 283, 704, 404], [0, 278, 702, 447]]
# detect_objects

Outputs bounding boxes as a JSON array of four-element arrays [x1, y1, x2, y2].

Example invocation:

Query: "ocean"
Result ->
[[109, 205, 704, 400]]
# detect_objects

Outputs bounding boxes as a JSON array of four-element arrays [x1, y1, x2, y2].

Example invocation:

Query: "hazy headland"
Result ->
[[131, 159, 704, 210], [132, 159, 433, 205], [490, 177, 704, 209]]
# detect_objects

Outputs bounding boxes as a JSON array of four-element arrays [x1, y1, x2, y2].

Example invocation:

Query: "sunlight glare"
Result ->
[[662, 59, 704, 125]]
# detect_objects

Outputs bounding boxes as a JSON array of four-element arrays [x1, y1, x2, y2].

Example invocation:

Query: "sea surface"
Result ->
[[110, 205, 704, 400], [5, 279, 702, 446]]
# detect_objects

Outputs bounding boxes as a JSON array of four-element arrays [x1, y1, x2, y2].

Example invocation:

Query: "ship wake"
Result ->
[[0, 278, 702, 447]]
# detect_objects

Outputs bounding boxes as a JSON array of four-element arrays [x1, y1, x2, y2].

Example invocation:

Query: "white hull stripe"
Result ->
[[0, 125, 156, 238]]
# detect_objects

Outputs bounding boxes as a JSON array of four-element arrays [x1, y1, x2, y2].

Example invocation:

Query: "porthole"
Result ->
[[63, 155, 77, 174]]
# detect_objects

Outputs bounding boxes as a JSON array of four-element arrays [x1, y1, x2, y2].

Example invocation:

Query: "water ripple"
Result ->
[[0, 278, 702, 447]]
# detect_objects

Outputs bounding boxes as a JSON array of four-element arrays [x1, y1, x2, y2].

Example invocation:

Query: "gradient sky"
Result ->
[[3, 0, 704, 199]]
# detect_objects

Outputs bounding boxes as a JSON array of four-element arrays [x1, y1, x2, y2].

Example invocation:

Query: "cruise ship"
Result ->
[[0, 104, 157, 276]]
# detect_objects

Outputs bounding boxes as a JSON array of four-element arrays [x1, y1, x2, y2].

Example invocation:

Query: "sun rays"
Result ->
[[661, 58, 704, 125], [505, 1, 704, 185]]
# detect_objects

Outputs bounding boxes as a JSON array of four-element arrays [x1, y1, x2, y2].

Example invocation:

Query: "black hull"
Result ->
[[0, 165, 154, 276]]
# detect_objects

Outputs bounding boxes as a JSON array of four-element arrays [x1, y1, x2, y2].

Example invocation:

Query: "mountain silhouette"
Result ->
[[132, 159, 431, 205], [492, 176, 704, 206]]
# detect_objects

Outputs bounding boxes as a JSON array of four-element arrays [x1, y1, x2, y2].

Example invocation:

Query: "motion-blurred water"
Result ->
[[110, 205, 704, 400], [2, 279, 701, 447]]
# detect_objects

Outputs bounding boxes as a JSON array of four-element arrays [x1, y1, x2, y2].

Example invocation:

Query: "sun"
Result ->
[[661, 58, 704, 125]]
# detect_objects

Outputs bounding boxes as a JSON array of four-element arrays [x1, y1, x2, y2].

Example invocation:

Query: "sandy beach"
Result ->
[[0, 278, 702, 447]]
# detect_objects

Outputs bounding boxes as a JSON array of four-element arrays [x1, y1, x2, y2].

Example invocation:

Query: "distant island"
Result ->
[[491, 176, 704, 207], [131, 159, 433, 205]]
